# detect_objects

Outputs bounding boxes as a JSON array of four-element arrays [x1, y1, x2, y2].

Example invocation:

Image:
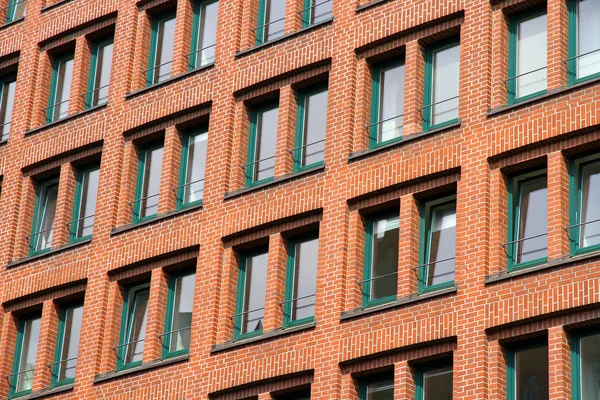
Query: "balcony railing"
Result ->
[[43, 98, 70, 124], [290, 139, 325, 166], [82, 84, 109, 108], [66, 214, 95, 239], [2, 0, 26, 22], [184, 44, 216, 70], [48, 357, 77, 378], [143, 60, 173, 86], [173, 178, 204, 203], [299, 0, 332, 25], [1, 120, 11, 141], [26, 226, 54, 252]]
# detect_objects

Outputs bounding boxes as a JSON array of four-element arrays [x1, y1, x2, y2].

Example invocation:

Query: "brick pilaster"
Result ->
[[263, 234, 287, 331], [398, 194, 420, 297], [275, 85, 296, 177], [548, 326, 571, 399], [547, 151, 570, 261], [69, 36, 92, 115], [547, 0, 569, 90], [31, 301, 58, 392], [143, 268, 169, 362], [404, 40, 425, 136], [158, 126, 181, 213]]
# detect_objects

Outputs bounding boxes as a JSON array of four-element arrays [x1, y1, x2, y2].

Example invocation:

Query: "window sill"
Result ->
[[125, 63, 215, 100], [356, 0, 393, 12], [224, 164, 325, 200], [340, 285, 458, 321], [41, 0, 75, 12], [235, 18, 333, 59], [93, 354, 189, 384], [348, 121, 461, 162], [110, 201, 204, 236], [10, 384, 74, 400], [24, 104, 107, 137], [0, 17, 24, 31], [7, 238, 92, 269], [210, 322, 316, 354]]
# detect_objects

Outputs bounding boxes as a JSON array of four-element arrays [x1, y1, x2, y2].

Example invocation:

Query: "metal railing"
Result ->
[[565, 217, 600, 232], [66, 214, 95, 237], [48, 357, 77, 378], [26, 227, 53, 252], [253, 16, 285, 44], [365, 114, 404, 130], [5, 367, 34, 386], [279, 293, 316, 307], [173, 178, 204, 202], [129, 193, 160, 209], [357, 271, 398, 286], [184, 44, 216, 69], [504, 66, 547, 86], [419, 96, 459, 115], [113, 338, 145, 350], [299, 0, 332, 24], [230, 307, 265, 321], [564, 48, 600, 65], [501, 232, 548, 248], [1, 120, 11, 141], [143, 60, 173, 85], [82, 84, 109, 108], [43, 98, 70, 123], [2, 0, 26, 21], [158, 326, 191, 340], [241, 155, 276, 180], [413, 256, 455, 271], [290, 139, 325, 164]]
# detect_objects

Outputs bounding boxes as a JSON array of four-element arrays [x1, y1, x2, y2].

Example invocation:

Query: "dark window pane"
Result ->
[[366, 380, 393, 400], [302, 89, 327, 167], [52, 56, 74, 121], [0, 79, 16, 139], [15, 316, 40, 393], [310, 0, 331, 24], [581, 161, 600, 248], [263, 0, 286, 42], [242, 251, 268, 335], [184, 131, 207, 204], [514, 345, 548, 400], [168, 273, 195, 353], [577, 0, 600, 79], [370, 215, 399, 300], [76, 167, 99, 238], [92, 41, 113, 106], [516, 13, 547, 98], [423, 366, 453, 400], [36, 181, 59, 252], [431, 44, 459, 126], [58, 305, 83, 382], [124, 288, 150, 364], [253, 105, 278, 182], [139, 146, 163, 219], [426, 201, 456, 286], [153, 15, 176, 84], [378, 63, 405, 142], [291, 237, 318, 321], [580, 333, 600, 400], [7, 0, 26, 22], [516, 177, 548, 263], [195, 1, 218, 67]]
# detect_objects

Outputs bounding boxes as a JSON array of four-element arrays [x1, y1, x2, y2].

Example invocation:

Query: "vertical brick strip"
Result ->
[[275, 85, 296, 177], [263, 233, 286, 331], [158, 126, 181, 213], [32, 300, 58, 391], [53, 163, 77, 247], [398, 194, 419, 297], [547, 151, 570, 261], [547, 0, 569, 90], [143, 268, 169, 362], [69, 36, 92, 115], [548, 325, 571, 399], [403, 40, 425, 136]]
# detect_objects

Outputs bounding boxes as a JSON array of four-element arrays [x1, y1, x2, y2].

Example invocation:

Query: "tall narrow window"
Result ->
[[52, 304, 83, 387], [423, 41, 460, 131], [177, 129, 207, 209], [70, 165, 100, 242], [86, 39, 113, 108], [417, 364, 453, 400], [572, 332, 600, 400], [30, 178, 59, 256], [294, 87, 327, 171], [302, 0, 332, 27], [362, 213, 399, 307], [256, 0, 286, 45], [419, 197, 456, 292], [246, 103, 279, 186], [507, 343, 549, 400], [163, 272, 195, 358], [0, 75, 16, 141], [133, 143, 163, 223], [359, 377, 394, 400], [9, 315, 41, 398], [508, 9, 547, 103], [118, 284, 150, 370], [5, 0, 26, 23], [571, 158, 600, 254], [234, 248, 268, 340], [147, 13, 176, 86], [370, 62, 405, 146], [568, 0, 600, 83], [283, 235, 318, 327], [189, 0, 218, 70], [508, 173, 548, 270], [46, 53, 74, 123]]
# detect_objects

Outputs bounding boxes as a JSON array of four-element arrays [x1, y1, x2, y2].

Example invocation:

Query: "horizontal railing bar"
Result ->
[[184, 44, 216, 58], [279, 293, 316, 306], [240, 154, 277, 169], [1, 120, 12, 127], [229, 307, 265, 320], [358, 271, 398, 285], [504, 66, 547, 84], [172, 178, 205, 191], [113, 338, 145, 350], [298, 0, 331, 13], [66, 214, 95, 226], [564, 48, 600, 63], [5, 368, 35, 379], [81, 84, 110, 97], [142, 60, 173, 74], [2, 0, 26, 12], [129, 193, 160, 206], [47, 357, 77, 367], [565, 217, 600, 231], [419, 96, 459, 111], [42, 98, 70, 112], [413, 257, 455, 270], [501, 232, 548, 247], [364, 114, 404, 129], [289, 139, 326, 153], [25, 227, 54, 239], [158, 326, 192, 338], [252, 16, 286, 31]]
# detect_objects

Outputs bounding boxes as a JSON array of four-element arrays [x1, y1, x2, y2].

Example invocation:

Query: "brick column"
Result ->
[[171, 0, 194, 76], [398, 194, 419, 297], [99, 283, 124, 373], [240, 0, 260, 51], [488, 339, 507, 400], [547, 151, 570, 261], [344, 210, 365, 311], [547, 0, 569, 90], [230, 102, 252, 191], [263, 234, 287, 331], [548, 326, 571, 399], [131, 12, 152, 91], [353, 58, 372, 153], [143, 268, 169, 362], [394, 361, 416, 399], [69, 36, 92, 115], [285, 0, 304, 34], [217, 247, 239, 343], [489, 168, 509, 275], [14, 177, 37, 260], [52, 163, 77, 247], [32, 301, 59, 392], [404, 40, 425, 136], [0, 314, 18, 398], [158, 126, 182, 214], [31, 51, 54, 127], [491, 9, 509, 108], [340, 372, 359, 400], [275, 86, 296, 177], [116, 141, 139, 226]]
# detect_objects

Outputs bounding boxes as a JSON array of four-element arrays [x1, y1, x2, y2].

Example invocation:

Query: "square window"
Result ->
[[0, 74, 16, 141], [52, 304, 83, 387], [234, 247, 269, 340], [9, 314, 41, 398], [370, 61, 405, 147], [85, 38, 113, 108], [189, 0, 218, 70], [177, 128, 208, 209], [146, 12, 176, 86], [301, 0, 332, 27], [283, 235, 318, 327], [69, 165, 100, 243], [162, 271, 196, 358], [246, 103, 279, 186], [5, 0, 26, 23], [294, 86, 327, 171], [572, 331, 600, 400], [133, 142, 163, 223], [46, 53, 74, 124], [569, 155, 600, 255], [256, 0, 286, 45], [117, 283, 150, 371], [506, 342, 549, 400], [568, 0, 600, 84], [416, 363, 453, 400], [29, 178, 59, 256]]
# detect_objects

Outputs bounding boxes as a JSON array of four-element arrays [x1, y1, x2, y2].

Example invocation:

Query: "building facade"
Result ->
[[0, 0, 598, 398]]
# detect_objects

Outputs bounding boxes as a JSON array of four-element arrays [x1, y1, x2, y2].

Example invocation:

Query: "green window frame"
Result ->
[[51, 304, 83, 388], [0, 74, 16, 141], [69, 165, 100, 243], [369, 61, 405, 148], [162, 271, 196, 359], [567, 0, 600, 85], [46, 52, 74, 124], [9, 315, 41, 399], [358, 374, 394, 400], [283, 235, 318, 328], [234, 247, 269, 341], [29, 178, 59, 256], [415, 362, 453, 400], [255, 0, 286, 45], [418, 195, 456, 294], [361, 212, 399, 308], [571, 330, 600, 400], [506, 341, 549, 400], [293, 86, 327, 172], [176, 128, 208, 210], [85, 38, 113, 109], [246, 102, 279, 187], [132, 142, 163, 224], [146, 12, 176, 86], [189, 0, 218, 70], [301, 0, 332, 28], [117, 283, 150, 371], [506, 171, 548, 271], [568, 154, 600, 256], [5, 0, 26, 23]]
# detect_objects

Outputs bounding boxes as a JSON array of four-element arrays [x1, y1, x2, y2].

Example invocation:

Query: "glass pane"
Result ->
[[423, 366, 453, 400], [378, 63, 405, 143], [426, 201, 456, 286], [195, 1, 219, 67], [580, 333, 600, 400], [93, 41, 113, 106], [139, 146, 163, 219], [431, 44, 459, 126], [311, 0, 332, 24], [263, 0, 286, 42], [253, 106, 279, 182], [0, 79, 16, 139], [516, 177, 548, 264], [366, 380, 394, 400], [124, 288, 150, 364], [581, 162, 600, 248], [302, 89, 327, 167], [291, 237, 318, 321], [35, 181, 59, 252], [168, 273, 195, 353], [184, 131, 208, 204], [15, 316, 41, 394], [577, 0, 600, 79], [241, 251, 268, 335], [370, 215, 399, 301], [57, 305, 83, 382], [516, 12, 547, 98], [53, 56, 74, 121], [514, 345, 548, 400], [76, 167, 99, 239], [153, 15, 176, 84], [9, 0, 26, 21]]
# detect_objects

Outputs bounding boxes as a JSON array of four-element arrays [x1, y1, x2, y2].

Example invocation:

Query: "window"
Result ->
[[569, 156, 600, 255], [362, 213, 399, 307], [133, 143, 163, 223], [162, 272, 195, 359], [0, 74, 16, 141], [568, 0, 600, 84], [69, 165, 100, 243], [146, 13, 176, 86], [294, 87, 327, 171], [572, 331, 600, 400], [416, 364, 453, 400], [246, 103, 279, 186], [9, 315, 41, 399], [29, 178, 59, 256], [507, 343, 549, 400], [189, 0, 218, 70], [283, 235, 318, 328], [256, 0, 286, 45], [85, 38, 113, 108], [5, 0, 26, 23], [46, 53, 74, 123], [177, 128, 207, 209], [52, 304, 83, 387], [301, 0, 332, 27], [422, 41, 460, 132], [370, 61, 405, 147], [418, 196, 456, 293], [234, 248, 268, 340], [358, 377, 394, 400], [508, 9, 547, 104], [117, 284, 150, 370]]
